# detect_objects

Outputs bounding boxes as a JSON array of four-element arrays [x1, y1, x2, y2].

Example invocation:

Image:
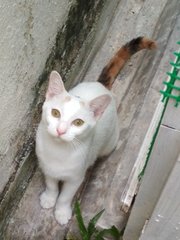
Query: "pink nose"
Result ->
[[57, 128, 66, 136]]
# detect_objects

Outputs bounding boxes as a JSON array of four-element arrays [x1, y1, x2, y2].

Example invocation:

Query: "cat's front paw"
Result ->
[[40, 191, 57, 209], [54, 205, 72, 225]]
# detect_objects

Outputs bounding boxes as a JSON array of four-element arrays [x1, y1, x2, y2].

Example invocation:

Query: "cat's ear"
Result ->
[[89, 94, 111, 120], [46, 71, 66, 99]]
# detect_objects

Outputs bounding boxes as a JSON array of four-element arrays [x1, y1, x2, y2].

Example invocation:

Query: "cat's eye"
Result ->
[[72, 119, 84, 127], [51, 109, 61, 118]]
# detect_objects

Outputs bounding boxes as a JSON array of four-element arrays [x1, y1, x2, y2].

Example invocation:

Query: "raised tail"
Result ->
[[98, 36, 156, 89]]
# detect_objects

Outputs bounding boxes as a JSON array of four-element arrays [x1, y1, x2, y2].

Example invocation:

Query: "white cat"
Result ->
[[36, 71, 119, 225], [36, 37, 156, 225]]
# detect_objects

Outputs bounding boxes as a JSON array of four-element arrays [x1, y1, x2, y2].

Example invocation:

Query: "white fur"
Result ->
[[36, 71, 119, 225]]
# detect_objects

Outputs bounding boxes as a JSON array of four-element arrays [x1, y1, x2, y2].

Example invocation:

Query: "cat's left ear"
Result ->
[[46, 71, 66, 99], [89, 94, 111, 120]]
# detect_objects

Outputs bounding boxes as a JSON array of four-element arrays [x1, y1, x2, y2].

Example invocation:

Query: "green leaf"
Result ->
[[95, 225, 122, 240], [87, 209, 105, 237], [94, 229, 104, 240], [74, 202, 124, 240], [109, 226, 123, 238], [74, 201, 88, 239], [95, 234, 104, 240]]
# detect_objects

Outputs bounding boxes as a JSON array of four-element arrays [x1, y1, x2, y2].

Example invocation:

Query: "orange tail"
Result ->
[[98, 36, 156, 89]]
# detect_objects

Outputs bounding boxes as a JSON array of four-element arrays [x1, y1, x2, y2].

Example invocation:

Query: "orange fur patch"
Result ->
[[98, 36, 156, 90]]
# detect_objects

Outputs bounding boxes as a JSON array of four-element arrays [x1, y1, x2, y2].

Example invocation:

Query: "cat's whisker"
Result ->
[[74, 137, 83, 147], [70, 142, 76, 152], [73, 138, 86, 162], [71, 140, 80, 152]]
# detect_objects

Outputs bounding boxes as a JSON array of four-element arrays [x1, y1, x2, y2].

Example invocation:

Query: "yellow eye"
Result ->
[[72, 119, 84, 127], [51, 109, 61, 118]]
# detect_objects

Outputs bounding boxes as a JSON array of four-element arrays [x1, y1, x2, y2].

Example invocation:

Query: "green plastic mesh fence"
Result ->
[[160, 41, 180, 107]]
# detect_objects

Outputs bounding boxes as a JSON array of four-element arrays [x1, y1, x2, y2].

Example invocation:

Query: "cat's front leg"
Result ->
[[54, 178, 83, 225], [40, 175, 59, 209]]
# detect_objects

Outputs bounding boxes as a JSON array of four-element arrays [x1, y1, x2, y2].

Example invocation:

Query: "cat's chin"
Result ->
[[59, 135, 74, 143], [51, 134, 74, 143]]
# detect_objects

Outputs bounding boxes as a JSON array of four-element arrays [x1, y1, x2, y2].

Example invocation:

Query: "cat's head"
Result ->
[[42, 71, 111, 142]]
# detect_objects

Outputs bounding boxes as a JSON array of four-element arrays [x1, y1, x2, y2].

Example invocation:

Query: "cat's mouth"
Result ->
[[47, 127, 74, 142], [56, 134, 74, 143]]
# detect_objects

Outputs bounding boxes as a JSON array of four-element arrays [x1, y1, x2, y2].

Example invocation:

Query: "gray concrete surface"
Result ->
[[0, 1, 72, 236], [0, 0, 71, 195], [3, 0, 180, 239], [124, 12, 180, 239]]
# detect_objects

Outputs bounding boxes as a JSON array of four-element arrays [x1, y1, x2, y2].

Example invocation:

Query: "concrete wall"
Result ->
[[0, 0, 71, 195]]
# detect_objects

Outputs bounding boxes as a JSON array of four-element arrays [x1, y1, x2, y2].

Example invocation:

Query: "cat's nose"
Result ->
[[57, 128, 66, 136], [57, 122, 67, 136]]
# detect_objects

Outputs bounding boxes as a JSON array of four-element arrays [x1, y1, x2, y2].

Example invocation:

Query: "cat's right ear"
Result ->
[[46, 71, 66, 99]]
